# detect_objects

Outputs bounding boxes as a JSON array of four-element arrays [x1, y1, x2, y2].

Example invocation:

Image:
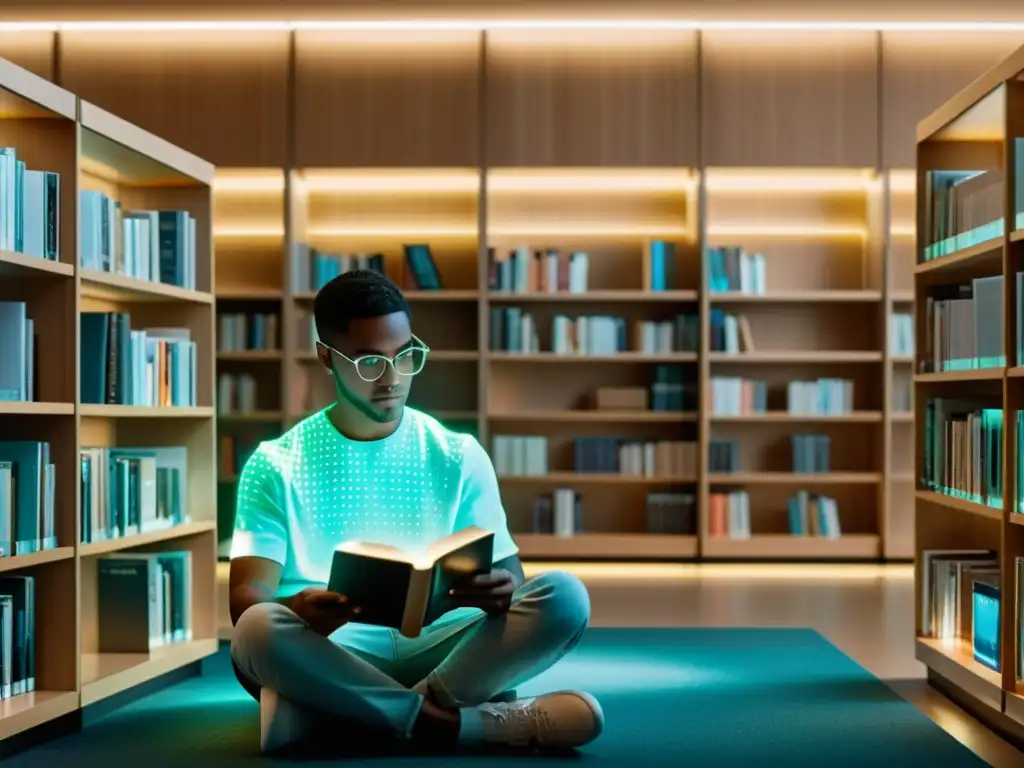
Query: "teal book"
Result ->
[[0, 441, 46, 554]]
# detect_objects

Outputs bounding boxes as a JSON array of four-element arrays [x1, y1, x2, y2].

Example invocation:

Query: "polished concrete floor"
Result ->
[[214, 562, 1023, 767]]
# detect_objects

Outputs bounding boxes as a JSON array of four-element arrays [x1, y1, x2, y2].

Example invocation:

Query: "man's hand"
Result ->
[[286, 586, 361, 636], [449, 568, 517, 615]]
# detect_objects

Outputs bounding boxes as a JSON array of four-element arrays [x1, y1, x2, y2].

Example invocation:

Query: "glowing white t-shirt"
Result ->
[[230, 406, 519, 656]]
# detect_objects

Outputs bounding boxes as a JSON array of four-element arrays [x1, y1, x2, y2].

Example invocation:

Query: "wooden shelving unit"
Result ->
[[4, 0, 1024, 575], [197, 23, 948, 565], [912, 42, 1024, 745], [210, 161, 916, 562], [0, 57, 217, 742]]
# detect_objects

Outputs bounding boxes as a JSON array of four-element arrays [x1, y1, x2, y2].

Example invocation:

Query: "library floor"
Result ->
[[20, 563, 1024, 766], [189, 561, 1023, 767], [543, 562, 1024, 767]]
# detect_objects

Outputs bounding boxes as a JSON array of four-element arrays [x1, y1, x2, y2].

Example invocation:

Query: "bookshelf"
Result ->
[[0, 57, 217, 742], [912, 43, 1024, 744], [0, 22, 1008, 570], [211, 161, 917, 562]]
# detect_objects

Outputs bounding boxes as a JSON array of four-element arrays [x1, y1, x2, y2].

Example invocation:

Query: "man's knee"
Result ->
[[230, 602, 295, 667], [522, 570, 591, 634]]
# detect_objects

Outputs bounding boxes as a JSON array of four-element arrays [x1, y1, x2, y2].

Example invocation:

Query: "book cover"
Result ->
[[328, 526, 494, 637]]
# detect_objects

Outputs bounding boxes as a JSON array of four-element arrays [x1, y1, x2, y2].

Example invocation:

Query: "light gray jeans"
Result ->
[[230, 570, 591, 740]]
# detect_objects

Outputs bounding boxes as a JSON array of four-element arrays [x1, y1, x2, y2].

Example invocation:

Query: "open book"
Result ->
[[327, 526, 494, 638]]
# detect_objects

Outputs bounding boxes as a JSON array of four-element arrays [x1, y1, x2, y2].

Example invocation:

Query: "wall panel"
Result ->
[[58, 31, 290, 167], [294, 30, 481, 168], [880, 31, 1023, 168], [701, 31, 879, 167], [0, 31, 56, 81], [485, 30, 698, 167]]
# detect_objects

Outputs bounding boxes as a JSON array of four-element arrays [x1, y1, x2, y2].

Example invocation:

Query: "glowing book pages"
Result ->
[[328, 525, 494, 638]]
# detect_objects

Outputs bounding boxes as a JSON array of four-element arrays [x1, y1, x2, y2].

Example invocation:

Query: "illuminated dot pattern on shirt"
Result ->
[[230, 406, 518, 597]]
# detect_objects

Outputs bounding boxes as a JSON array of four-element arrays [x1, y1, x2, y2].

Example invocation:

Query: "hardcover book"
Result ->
[[972, 579, 1001, 672], [327, 525, 494, 638]]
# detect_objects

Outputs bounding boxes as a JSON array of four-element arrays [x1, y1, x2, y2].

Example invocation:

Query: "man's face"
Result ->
[[318, 311, 416, 424]]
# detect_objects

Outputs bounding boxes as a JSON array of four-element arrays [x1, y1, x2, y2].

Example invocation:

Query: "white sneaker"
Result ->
[[260, 687, 314, 753], [478, 690, 604, 749]]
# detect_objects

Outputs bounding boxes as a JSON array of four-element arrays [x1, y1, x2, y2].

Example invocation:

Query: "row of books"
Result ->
[[80, 446, 188, 544], [218, 312, 279, 352], [922, 399, 1002, 508], [891, 313, 914, 356], [708, 490, 751, 538], [707, 489, 843, 539], [0, 441, 57, 557], [588, 376, 696, 415], [922, 170, 1002, 262], [708, 436, 832, 474], [526, 490, 695, 537], [291, 244, 443, 292], [1019, 412, 1024, 514], [79, 191, 197, 290], [707, 246, 767, 294], [1018, 274, 1024, 368], [488, 247, 589, 294], [645, 492, 695, 534], [922, 275, 1004, 372], [708, 439, 739, 473], [491, 435, 698, 478], [492, 435, 549, 477], [550, 315, 623, 356], [709, 377, 856, 415], [572, 437, 696, 477], [529, 489, 580, 536], [97, 550, 193, 653], [636, 316, 699, 354], [0, 148, 59, 261], [650, 366, 695, 411], [486, 241, 681, 294], [920, 549, 1001, 672], [709, 310, 754, 353], [291, 246, 385, 292], [0, 575, 35, 699], [0, 554, 196, 692], [0, 302, 35, 403], [791, 434, 832, 473], [81, 313, 197, 407], [217, 373, 258, 414], [787, 491, 842, 538], [489, 310, 699, 355]]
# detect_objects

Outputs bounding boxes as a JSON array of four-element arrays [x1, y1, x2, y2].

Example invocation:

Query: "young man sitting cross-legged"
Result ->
[[228, 270, 604, 755]]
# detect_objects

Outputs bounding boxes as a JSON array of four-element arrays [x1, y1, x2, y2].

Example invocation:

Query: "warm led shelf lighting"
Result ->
[[214, 227, 286, 239], [891, 225, 916, 237], [488, 169, 695, 193], [889, 171, 917, 193], [707, 224, 866, 238], [306, 226, 478, 238], [298, 169, 479, 194], [490, 225, 691, 238], [213, 172, 285, 194], [15, 21, 1024, 32], [705, 168, 875, 193]]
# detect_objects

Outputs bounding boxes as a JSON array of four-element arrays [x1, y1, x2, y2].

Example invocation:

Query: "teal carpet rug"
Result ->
[[13, 629, 988, 767]]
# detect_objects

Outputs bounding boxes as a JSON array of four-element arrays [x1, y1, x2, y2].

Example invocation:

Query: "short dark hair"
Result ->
[[314, 270, 410, 341]]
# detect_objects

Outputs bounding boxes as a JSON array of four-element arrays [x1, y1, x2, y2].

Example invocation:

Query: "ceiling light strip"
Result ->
[[5, 20, 1024, 33]]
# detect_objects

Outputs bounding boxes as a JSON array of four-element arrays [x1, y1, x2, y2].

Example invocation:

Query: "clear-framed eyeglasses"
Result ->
[[317, 334, 431, 382]]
